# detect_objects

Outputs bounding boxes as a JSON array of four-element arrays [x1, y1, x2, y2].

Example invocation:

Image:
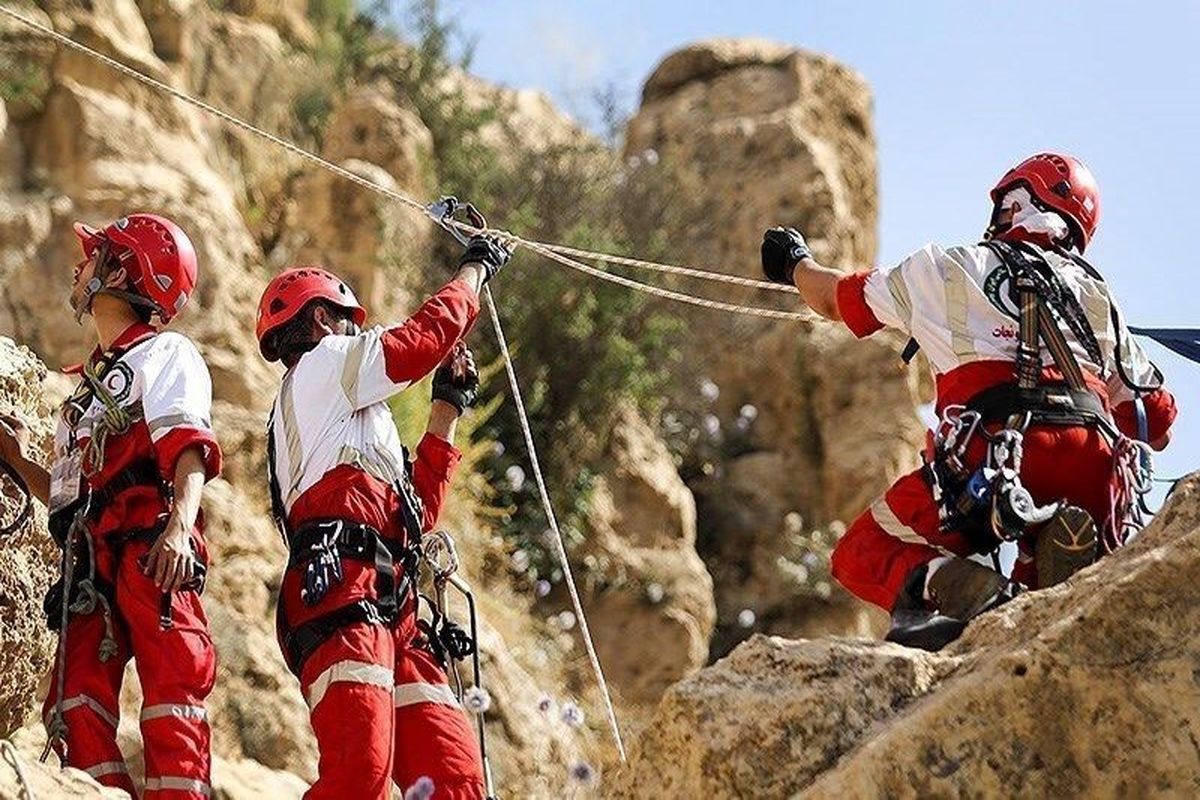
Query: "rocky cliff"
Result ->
[[1, 4, 924, 797], [625, 39, 918, 657]]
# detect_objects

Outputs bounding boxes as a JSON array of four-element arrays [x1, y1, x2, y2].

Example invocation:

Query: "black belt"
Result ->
[[966, 383, 1110, 429], [87, 460, 167, 521], [287, 519, 403, 568], [278, 519, 416, 674]]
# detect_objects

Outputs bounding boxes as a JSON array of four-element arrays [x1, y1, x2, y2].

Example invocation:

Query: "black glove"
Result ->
[[432, 347, 480, 414], [761, 227, 812, 285], [459, 235, 512, 284]]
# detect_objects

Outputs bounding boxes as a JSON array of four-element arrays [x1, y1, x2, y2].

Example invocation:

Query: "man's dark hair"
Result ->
[[270, 299, 355, 366]]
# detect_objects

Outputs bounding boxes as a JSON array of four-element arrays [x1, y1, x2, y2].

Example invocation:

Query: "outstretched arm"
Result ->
[[0, 413, 50, 505], [375, 236, 510, 389], [761, 227, 843, 320]]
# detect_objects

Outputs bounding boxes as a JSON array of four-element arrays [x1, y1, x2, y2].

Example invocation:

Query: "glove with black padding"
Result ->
[[431, 344, 480, 415], [459, 234, 512, 284], [761, 227, 813, 285]]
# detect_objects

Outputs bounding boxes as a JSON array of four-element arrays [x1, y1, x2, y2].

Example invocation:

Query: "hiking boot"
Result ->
[[926, 557, 1010, 620], [1034, 504, 1098, 588], [886, 559, 1014, 652]]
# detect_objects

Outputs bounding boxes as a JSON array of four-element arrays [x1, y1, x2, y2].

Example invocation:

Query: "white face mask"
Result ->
[[1000, 187, 1073, 248]]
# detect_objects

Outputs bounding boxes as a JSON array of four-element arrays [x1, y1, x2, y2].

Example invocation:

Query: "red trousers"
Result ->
[[832, 424, 1117, 610], [296, 612, 485, 799], [42, 534, 216, 797]]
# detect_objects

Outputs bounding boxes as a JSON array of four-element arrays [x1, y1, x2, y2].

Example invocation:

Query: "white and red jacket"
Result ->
[[56, 323, 222, 535], [836, 242, 1177, 440], [269, 279, 480, 629]]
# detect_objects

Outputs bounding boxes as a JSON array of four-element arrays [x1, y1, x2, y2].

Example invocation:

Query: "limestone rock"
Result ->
[[274, 158, 424, 320], [0, 340, 57, 738], [0, 740, 126, 799], [135, 0, 198, 62], [627, 39, 917, 653], [580, 407, 716, 705], [223, 0, 315, 49], [211, 756, 307, 800], [322, 88, 435, 197], [612, 474, 1200, 798]]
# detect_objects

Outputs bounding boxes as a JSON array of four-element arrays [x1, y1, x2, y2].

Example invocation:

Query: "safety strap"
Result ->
[[278, 594, 408, 675], [264, 411, 289, 543], [985, 240, 1100, 396]]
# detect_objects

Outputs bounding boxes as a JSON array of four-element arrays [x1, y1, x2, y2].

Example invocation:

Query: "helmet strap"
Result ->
[[74, 238, 114, 324]]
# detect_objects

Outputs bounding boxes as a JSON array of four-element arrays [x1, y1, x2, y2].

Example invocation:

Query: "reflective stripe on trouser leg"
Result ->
[[145, 776, 213, 797], [831, 470, 974, 610], [119, 538, 216, 799], [392, 622, 484, 798], [299, 622, 397, 800], [41, 610, 135, 795]]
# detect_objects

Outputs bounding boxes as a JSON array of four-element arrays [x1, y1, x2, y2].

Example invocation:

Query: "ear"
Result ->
[[103, 266, 130, 289]]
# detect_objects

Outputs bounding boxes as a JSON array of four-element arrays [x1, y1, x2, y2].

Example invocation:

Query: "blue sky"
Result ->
[[446, 1, 1200, 485]]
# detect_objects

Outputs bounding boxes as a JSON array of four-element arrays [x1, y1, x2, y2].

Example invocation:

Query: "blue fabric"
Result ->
[[1129, 327, 1200, 364]]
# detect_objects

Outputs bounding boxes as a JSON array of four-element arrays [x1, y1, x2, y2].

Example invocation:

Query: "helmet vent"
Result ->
[[1051, 181, 1071, 197], [270, 298, 287, 314]]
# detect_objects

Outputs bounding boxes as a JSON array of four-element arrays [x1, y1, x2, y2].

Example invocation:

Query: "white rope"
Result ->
[[0, 3, 814, 322], [483, 287, 626, 760], [540, 241, 798, 293], [1, 739, 34, 800]]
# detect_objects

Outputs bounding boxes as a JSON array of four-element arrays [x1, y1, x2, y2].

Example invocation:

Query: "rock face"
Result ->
[[610, 474, 1200, 798], [626, 39, 922, 654], [581, 407, 716, 706], [0, 339, 57, 737]]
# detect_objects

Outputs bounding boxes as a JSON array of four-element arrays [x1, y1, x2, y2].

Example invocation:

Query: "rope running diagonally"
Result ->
[[482, 287, 626, 760], [0, 4, 817, 323]]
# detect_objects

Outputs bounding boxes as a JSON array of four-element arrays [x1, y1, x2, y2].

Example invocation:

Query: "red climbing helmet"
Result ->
[[256, 266, 366, 362], [73, 213, 198, 323], [990, 152, 1101, 252]]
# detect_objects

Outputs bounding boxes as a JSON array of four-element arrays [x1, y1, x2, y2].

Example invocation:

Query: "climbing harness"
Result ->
[[430, 198, 628, 759], [1, 738, 34, 800], [925, 240, 1157, 576], [40, 332, 192, 762], [421, 531, 497, 800]]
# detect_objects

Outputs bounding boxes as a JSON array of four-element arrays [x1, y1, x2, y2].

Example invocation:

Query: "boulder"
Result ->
[[626, 39, 922, 653], [578, 407, 716, 706]]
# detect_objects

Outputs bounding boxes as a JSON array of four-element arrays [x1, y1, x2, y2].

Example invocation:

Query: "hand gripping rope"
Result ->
[[429, 199, 627, 760]]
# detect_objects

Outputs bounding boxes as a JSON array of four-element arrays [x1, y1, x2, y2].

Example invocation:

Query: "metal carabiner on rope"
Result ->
[[426, 196, 490, 249]]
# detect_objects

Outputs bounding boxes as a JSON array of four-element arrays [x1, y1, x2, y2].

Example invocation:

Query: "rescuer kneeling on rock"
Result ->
[[760, 153, 1177, 651], [0, 214, 221, 797], [256, 236, 509, 799]]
